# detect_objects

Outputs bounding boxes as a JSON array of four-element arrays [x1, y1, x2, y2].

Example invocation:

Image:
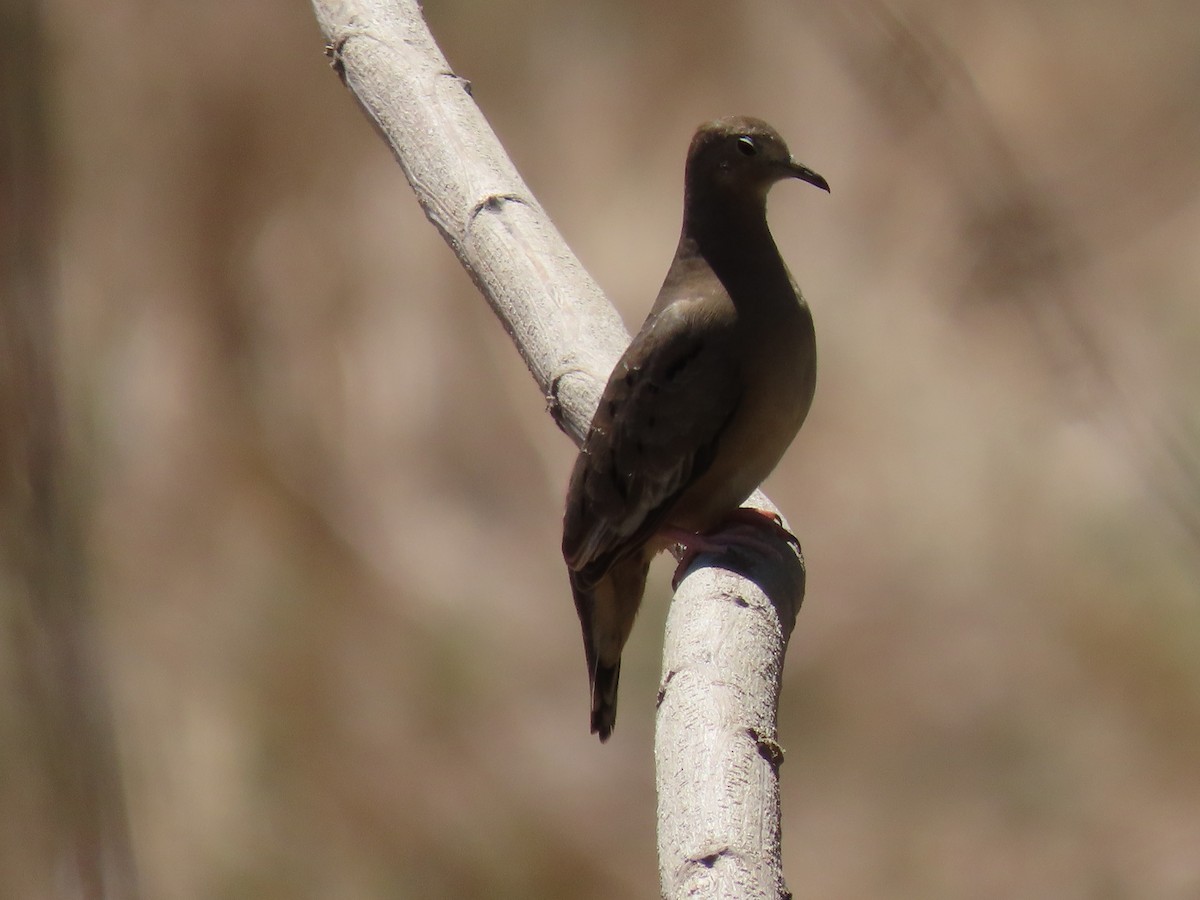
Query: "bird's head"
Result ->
[[685, 116, 830, 203]]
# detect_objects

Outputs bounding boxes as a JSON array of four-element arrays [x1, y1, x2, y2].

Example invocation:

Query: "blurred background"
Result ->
[[3, 0, 1199, 897]]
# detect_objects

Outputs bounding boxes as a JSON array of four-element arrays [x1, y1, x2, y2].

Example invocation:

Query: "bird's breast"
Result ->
[[666, 294, 816, 532]]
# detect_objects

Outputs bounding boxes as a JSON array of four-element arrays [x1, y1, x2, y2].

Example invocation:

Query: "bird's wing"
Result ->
[[562, 296, 742, 581]]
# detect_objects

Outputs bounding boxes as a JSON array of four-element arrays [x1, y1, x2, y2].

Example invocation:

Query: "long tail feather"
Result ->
[[569, 552, 650, 741]]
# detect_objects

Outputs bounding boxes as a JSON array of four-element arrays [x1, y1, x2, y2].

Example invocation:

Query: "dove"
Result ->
[[562, 116, 828, 741]]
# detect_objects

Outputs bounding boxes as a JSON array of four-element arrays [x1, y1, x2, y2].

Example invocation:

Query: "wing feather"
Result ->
[[562, 298, 741, 581]]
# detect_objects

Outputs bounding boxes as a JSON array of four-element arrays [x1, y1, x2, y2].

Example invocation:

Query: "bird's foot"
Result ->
[[663, 508, 799, 589], [720, 507, 800, 551]]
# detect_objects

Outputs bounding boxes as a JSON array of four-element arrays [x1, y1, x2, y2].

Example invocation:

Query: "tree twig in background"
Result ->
[[1, 2, 139, 897], [310, 1, 806, 895]]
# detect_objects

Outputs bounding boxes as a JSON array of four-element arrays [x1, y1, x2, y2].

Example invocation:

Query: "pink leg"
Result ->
[[720, 508, 800, 549], [661, 508, 799, 589]]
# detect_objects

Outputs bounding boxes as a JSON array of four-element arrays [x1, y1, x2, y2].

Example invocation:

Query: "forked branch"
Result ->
[[310, 3, 805, 896]]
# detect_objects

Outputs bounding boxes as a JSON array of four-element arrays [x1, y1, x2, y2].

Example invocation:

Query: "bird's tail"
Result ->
[[570, 552, 651, 742], [590, 658, 621, 742]]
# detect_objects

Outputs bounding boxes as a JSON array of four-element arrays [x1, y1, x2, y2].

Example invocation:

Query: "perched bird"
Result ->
[[561, 116, 829, 741]]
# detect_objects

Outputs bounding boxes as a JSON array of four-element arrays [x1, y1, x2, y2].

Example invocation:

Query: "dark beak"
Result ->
[[787, 160, 830, 193]]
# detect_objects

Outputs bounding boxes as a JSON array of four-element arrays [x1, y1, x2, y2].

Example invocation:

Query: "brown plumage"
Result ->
[[562, 116, 829, 741]]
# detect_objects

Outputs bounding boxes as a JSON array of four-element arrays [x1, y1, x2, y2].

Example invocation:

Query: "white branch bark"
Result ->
[[314, 0, 626, 441], [657, 545, 804, 900], [310, 2, 805, 896]]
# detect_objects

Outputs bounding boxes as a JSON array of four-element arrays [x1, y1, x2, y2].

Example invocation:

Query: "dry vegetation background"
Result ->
[[4, 0, 1200, 897]]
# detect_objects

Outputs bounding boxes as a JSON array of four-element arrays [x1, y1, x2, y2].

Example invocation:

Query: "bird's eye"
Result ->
[[736, 136, 758, 156]]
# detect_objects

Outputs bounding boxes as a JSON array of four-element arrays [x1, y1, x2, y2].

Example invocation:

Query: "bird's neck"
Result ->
[[679, 189, 783, 284]]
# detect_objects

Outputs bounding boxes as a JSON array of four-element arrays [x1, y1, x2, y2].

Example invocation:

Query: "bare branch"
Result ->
[[657, 550, 804, 899], [311, 2, 805, 896], [314, 0, 627, 441]]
